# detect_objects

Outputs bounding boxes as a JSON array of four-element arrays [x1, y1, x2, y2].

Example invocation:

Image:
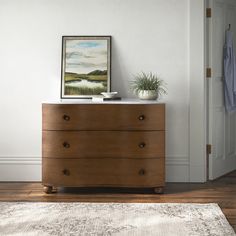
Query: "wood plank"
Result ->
[[0, 171, 235, 231]]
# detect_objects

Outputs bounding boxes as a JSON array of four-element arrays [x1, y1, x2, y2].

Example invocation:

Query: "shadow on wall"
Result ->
[[111, 38, 133, 98]]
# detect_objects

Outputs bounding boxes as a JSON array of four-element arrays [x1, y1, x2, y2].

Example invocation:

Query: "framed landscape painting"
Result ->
[[61, 36, 111, 98]]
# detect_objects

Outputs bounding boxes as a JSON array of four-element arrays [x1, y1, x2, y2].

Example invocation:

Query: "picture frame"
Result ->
[[61, 36, 111, 99]]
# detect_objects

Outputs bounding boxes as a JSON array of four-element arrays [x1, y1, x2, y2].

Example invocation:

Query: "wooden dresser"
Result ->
[[42, 101, 165, 194]]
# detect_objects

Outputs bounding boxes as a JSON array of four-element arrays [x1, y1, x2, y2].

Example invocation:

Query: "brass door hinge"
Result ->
[[206, 144, 212, 155], [206, 68, 212, 78], [206, 8, 212, 18]]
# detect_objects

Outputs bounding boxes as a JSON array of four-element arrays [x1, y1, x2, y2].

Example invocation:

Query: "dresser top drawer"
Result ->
[[42, 103, 165, 131]]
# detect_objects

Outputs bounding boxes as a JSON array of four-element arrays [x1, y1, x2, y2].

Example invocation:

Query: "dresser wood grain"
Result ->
[[42, 131, 165, 158], [42, 102, 165, 194], [43, 158, 165, 187], [42, 104, 165, 131]]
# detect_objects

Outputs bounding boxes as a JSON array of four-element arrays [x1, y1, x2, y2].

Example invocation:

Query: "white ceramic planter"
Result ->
[[138, 90, 158, 100]]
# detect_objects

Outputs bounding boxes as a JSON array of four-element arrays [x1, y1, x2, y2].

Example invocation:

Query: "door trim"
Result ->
[[189, 0, 207, 182]]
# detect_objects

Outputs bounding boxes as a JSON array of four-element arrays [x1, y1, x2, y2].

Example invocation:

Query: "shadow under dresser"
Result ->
[[42, 100, 165, 194]]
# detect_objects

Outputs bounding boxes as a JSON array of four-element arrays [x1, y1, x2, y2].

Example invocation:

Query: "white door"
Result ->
[[207, 0, 236, 180]]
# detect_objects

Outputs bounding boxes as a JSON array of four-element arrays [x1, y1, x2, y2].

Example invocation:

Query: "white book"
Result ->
[[92, 96, 121, 102]]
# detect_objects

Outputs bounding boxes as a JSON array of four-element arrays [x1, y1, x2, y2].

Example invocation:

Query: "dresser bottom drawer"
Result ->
[[42, 158, 165, 188]]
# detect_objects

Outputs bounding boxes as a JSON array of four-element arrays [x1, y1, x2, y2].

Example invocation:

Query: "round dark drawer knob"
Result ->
[[139, 142, 146, 148], [138, 115, 145, 121], [63, 142, 70, 148], [62, 169, 70, 176], [63, 114, 70, 121], [139, 169, 146, 176]]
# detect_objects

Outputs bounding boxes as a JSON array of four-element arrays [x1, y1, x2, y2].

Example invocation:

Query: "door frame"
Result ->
[[189, 0, 207, 182]]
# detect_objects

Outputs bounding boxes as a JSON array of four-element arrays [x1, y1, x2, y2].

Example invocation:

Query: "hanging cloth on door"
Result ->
[[224, 30, 236, 112]]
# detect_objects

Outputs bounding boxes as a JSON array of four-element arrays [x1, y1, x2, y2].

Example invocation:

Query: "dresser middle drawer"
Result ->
[[43, 131, 165, 158]]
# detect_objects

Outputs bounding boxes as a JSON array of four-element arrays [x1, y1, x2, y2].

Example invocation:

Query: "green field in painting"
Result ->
[[65, 86, 106, 95], [64, 72, 82, 82], [65, 71, 107, 83], [64, 70, 108, 95]]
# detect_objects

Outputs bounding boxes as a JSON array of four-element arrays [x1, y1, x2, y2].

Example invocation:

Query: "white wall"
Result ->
[[0, 0, 190, 181]]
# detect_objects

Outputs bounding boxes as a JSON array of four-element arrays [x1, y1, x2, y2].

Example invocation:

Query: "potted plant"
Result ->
[[130, 72, 167, 100]]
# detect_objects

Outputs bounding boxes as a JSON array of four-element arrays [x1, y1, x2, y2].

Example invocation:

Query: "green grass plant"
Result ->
[[130, 72, 167, 96]]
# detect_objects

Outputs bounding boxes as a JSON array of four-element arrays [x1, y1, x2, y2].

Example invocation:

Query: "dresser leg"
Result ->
[[43, 185, 53, 194], [154, 187, 164, 194]]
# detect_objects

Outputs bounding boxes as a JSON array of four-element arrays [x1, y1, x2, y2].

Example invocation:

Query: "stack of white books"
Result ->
[[92, 96, 121, 102]]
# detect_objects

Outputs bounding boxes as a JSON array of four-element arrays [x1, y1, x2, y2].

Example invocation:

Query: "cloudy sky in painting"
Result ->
[[65, 39, 108, 74]]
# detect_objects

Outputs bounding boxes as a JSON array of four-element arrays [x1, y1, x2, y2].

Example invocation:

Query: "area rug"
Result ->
[[0, 202, 235, 236]]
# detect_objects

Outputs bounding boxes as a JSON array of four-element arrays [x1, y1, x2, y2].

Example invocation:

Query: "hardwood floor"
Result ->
[[0, 171, 235, 231]]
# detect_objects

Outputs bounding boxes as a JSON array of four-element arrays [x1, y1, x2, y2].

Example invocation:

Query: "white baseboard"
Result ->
[[0, 156, 190, 182], [0, 157, 41, 181], [166, 157, 190, 182]]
